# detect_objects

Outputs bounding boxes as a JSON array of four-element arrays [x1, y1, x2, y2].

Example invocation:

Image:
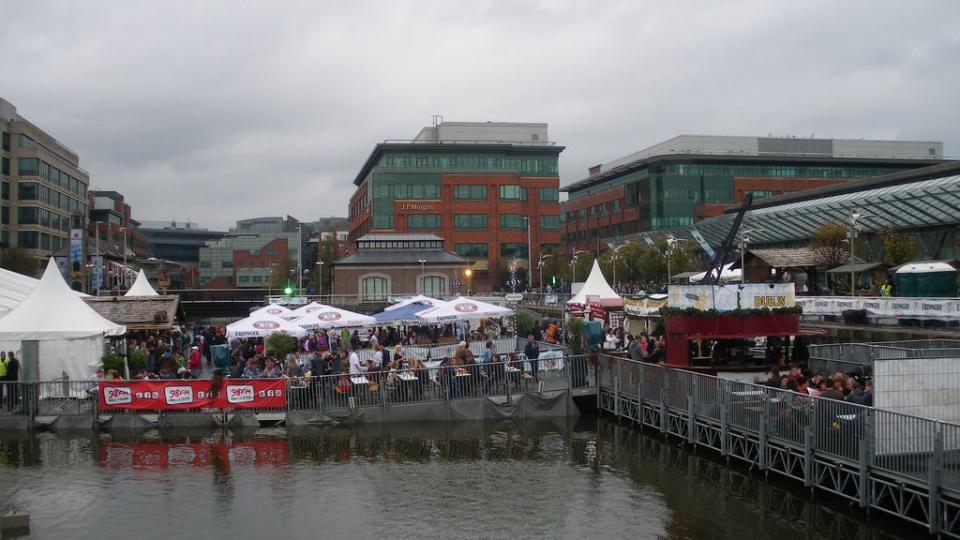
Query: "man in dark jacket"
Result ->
[[5, 351, 20, 410], [524, 334, 540, 381]]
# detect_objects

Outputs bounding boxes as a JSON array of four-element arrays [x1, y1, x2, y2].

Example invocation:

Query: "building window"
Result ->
[[539, 215, 560, 230], [199, 261, 211, 269], [454, 214, 487, 229], [1, 182, 8, 200], [17, 206, 38, 225], [454, 185, 487, 200], [17, 158, 39, 176], [18, 134, 35, 147], [238, 275, 250, 283], [252, 275, 263, 283], [407, 214, 440, 229], [419, 275, 447, 296], [499, 185, 526, 200], [500, 243, 528, 259], [17, 231, 38, 249], [499, 214, 526, 229], [1, 132, 9, 151], [538, 187, 559, 202], [1, 206, 8, 225], [360, 275, 389, 301], [372, 214, 394, 229], [1, 157, 9, 176], [455, 243, 488, 259]]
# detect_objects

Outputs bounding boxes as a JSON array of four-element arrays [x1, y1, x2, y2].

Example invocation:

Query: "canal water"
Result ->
[[0, 417, 919, 539]]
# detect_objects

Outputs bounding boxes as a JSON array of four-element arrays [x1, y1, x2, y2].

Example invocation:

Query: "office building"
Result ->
[[88, 190, 147, 257], [0, 98, 90, 254], [139, 220, 225, 263], [197, 216, 310, 288], [561, 135, 945, 251], [348, 120, 563, 291]]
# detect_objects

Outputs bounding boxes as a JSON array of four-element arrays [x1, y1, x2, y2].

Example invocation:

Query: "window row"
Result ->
[[379, 153, 559, 176], [17, 158, 86, 197], [17, 182, 86, 213], [16, 231, 66, 251]]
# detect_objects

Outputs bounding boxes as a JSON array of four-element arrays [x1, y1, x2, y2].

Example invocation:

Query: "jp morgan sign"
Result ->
[[401, 203, 436, 211]]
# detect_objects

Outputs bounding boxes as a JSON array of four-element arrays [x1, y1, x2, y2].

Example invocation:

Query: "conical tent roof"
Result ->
[[250, 303, 294, 318], [567, 260, 623, 307], [0, 259, 126, 340], [416, 296, 513, 323], [124, 269, 159, 296]]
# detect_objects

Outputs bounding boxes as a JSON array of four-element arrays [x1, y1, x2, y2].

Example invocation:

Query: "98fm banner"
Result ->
[[99, 379, 287, 410]]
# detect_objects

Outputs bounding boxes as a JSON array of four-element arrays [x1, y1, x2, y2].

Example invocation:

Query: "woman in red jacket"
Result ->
[[188, 346, 202, 372]]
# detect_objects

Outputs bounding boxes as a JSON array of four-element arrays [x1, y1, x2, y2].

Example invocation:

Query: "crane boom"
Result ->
[[707, 193, 753, 285]]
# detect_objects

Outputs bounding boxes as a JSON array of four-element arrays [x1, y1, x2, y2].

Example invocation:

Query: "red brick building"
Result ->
[[348, 121, 563, 292]]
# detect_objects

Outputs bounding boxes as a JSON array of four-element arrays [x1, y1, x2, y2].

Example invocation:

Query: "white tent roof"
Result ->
[[567, 260, 623, 306], [124, 269, 159, 296], [0, 259, 126, 340], [226, 312, 308, 340], [896, 261, 957, 274], [416, 296, 513, 323], [292, 305, 377, 330], [0, 267, 87, 318], [250, 303, 294, 319], [287, 301, 329, 318], [384, 295, 449, 311], [689, 263, 742, 284]]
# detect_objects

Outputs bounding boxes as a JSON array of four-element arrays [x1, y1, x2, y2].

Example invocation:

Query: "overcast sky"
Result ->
[[2, 1, 958, 230]]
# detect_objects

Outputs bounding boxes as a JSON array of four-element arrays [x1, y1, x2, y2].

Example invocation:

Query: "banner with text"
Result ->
[[99, 379, 287, 410], [668, 284, 796, 311], [795, 297, 960, 320]]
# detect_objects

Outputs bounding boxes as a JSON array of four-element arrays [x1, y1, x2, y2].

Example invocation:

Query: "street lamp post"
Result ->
[[297, 223, 303, 295], [119, 226, 127, 290], [464, 268, 472, 295], [316, 261, 324, 301], [850, 212, 861, 297], [570, 249, 587, 289], [665, 238, 689, 285], [610, 244, 625, 292], [537, 253, 552, 294], [418, 259, 426, 294], [524, 216, 533, 292]]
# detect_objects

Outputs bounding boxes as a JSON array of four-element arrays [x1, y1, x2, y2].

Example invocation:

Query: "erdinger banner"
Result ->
[[99, 380, 286, 410], [795, 297, 960, 320]]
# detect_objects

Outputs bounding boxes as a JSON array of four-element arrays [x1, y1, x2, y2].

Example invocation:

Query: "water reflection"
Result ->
[[0, 418, 919, 539]]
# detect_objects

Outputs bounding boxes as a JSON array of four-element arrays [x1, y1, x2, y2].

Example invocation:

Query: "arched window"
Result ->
[[360, 275, 389, 301], [419, 274, 446, 296]]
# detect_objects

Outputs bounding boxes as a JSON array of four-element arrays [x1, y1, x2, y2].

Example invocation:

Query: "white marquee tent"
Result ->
[[226, 313, 308, 340], [689, 263, 742, 284], [416, 296, 513, 323], [567, 260, 624, 307], [124, 269, 160, 296], [384, 295, 448, 311], [0, 259, 126, 380], [249, 303, 294, 319], [286, 301, 328, 319], [293, 306, 377, 330]]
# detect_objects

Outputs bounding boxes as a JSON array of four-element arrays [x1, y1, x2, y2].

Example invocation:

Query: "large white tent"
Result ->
[[567, 260, 623, 307], [0, 267, 86, 318], [0, 259, 126, 380], [293, 306, 377, 330], [124, 269, 160, 296], [286, 301, 328, 319], [226, 313, 308, 340], [416, 296, 513, 323], [689, 263, 742, 284]]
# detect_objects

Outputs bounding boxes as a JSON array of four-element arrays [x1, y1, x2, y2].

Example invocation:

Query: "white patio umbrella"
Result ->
[[226, 312, 308, 339], [293, 305, 377, 330], [286, 301, 328, 318], [384, 295, 448, 311], [249, 303, 294, 319], [415, 296, 513, 323]]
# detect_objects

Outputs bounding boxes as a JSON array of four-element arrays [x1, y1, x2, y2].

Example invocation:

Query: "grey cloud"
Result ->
[[1, 0, 958, 229]]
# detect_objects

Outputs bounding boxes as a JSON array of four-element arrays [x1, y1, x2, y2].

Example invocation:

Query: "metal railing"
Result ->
[[1, 353, 596, 419], [596, 354, 960, 537]]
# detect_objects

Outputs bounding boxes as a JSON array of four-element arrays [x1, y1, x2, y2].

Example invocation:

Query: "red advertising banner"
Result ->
[[99, 379, 286, 410]]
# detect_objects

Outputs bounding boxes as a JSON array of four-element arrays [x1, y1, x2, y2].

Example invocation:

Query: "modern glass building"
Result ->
[[634, 161, 960, 263], [348, 121, 563, 292], [561, 135, 944, 252], [1, 98, 90, 256]]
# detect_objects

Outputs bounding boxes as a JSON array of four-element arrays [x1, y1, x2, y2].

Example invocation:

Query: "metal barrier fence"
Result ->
[[1, 354, 595, 419], [596, 354, 960, 537]]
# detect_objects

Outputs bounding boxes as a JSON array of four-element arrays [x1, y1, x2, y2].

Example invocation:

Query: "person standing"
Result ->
[[5, 351, 19, 410], [0, 351, 7, 406], [524, 334, 540, 381]]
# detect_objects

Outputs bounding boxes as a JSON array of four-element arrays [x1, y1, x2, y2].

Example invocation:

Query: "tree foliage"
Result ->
[[265, 332, 299, 356], [880, 228, 918, 266], [810, 222, 850, 267], [0, 247, 40, 277]]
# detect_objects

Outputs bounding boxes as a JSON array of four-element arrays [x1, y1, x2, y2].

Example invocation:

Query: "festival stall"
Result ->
[[226, 312, 308, 340], [566, 260, 623, 327], [0, 259, 126, 380], [292, 306, 377, 330], [124, 270, 160, 296]]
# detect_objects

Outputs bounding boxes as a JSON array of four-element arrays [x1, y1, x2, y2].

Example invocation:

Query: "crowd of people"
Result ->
[[754, 364, 873, 406]]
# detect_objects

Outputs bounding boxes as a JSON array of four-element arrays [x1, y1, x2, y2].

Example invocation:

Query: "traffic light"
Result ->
[[551, 275, 557, 285], [284, 286, 293, 296]]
